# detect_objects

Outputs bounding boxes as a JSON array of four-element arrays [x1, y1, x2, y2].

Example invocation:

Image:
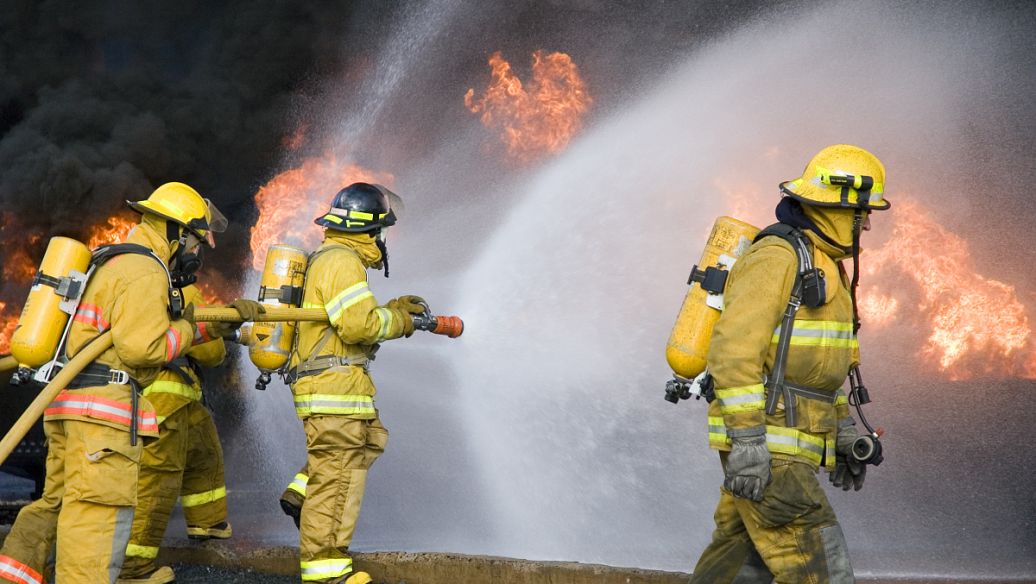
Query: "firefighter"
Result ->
[[279, 183, 423, 584], [689, 145, 889, 583], [0, 183, 247, 584], [116, 281, 263, 584]]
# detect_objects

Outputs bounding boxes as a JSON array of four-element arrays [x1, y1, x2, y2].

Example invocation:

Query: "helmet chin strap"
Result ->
[[850, 208, 864, 334], [375, 234, 390, 278]]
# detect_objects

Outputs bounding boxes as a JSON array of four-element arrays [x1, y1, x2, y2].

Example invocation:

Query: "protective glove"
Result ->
[[399, 309, 416, 338], [830, 419, 866, 491], [387, 295, 426, 315], [229, 299, 267, 322], [723, 427, 772, 501], [179, 302, 197, 335]]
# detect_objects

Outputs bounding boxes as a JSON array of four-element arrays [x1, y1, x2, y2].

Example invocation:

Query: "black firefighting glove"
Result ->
[[387, 295, 426, 315], [724, 426, 772, 502], [831, 419, 866, 491]]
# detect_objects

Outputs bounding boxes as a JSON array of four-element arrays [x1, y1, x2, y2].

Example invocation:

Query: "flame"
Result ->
[[86, 214, 136, 248], [249, 150, 393, 269], [0, 301, 16, 355], [862, 200, 1034, 379], [465, 51, 592, 163], [3, 245, 37, 284]]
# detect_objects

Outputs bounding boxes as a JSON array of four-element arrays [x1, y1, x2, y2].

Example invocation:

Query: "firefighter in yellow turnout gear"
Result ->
[[689, 145, 889, 583], [280, 183, 420, 584], [117, 285, 258, 584], [0, 183, 227, 584]]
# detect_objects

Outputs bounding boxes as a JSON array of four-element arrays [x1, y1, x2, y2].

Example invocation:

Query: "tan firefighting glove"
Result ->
[[830, 419, 866, 491], [387, 295, 426, 315], [724, 426, 772, 502], [228, 298, 267, 322], [399, 309, 416, 338], [180, 303, 198, 335]]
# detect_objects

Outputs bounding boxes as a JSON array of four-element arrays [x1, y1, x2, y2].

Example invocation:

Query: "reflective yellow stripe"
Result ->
[[706, 417, 828, 465], [350, 210, 374, 221], [325, 282, 374, 323], [322, 214, 343, 224], [707, 416, 730, 449], [294, 394, 375, 416], [835, 390, 848, 406], [143, 380, 202, 401], [300, 558, 352, 581], [375, 307, 393, 341], [288, 472, 309, 496], [181, 486, 227, 508], [772, 320, 858, 349], [125, 543, 159, 559], [714, 384, 766, 414]]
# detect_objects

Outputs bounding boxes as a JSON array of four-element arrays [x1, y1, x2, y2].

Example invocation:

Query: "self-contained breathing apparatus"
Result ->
[[245, 243, 464, 391], [663, 216, 883, 467], [9, 238, 186, 445]]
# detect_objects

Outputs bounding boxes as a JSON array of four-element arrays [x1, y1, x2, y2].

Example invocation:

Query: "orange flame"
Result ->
[[465, 51, 592, 163], [249, 150, 393, 269], [3, 245, 37, 284], [862, 200, 1034, 379], [86, 214, 136, 248], [0, 301, 16, 355]]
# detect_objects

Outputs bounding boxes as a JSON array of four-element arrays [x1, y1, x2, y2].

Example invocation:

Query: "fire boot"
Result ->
[[116, 566, 176, 584], [280, 491, 303, 530], [345, 571, 372, 584], [186, 521, 232, 541]]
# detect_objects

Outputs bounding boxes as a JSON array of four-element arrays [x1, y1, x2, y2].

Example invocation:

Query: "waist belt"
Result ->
[[287, 355, 369, 385], [765, 379, 838, 427], [66, 363, 143, 446], [66, 363, 133, 388]]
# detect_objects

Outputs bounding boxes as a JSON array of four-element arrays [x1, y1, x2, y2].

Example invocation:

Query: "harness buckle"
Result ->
[[108, 369, 130, 385]]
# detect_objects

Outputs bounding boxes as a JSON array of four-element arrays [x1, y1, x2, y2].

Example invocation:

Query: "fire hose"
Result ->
[[0, 305, 463, 466]]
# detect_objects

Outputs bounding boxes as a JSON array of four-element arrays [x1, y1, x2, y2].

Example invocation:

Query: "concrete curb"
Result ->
[[158, 541, 691, 584]]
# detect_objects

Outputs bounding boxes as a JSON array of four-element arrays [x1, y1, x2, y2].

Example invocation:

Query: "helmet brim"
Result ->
[[779, 182, 891, 211]]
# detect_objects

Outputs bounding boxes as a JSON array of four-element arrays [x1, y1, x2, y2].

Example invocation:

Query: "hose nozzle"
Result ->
[[412, 301, 464, 338]]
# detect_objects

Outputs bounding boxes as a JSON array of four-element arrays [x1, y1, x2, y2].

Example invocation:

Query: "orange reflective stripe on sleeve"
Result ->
[[165, 327, 183, 361], [73, 303, 110, 332]]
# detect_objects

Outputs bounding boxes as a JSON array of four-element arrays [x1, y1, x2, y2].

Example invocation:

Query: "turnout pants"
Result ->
[[121, 400, 227, 578], [0, 419, 141, 584], [298, 415, 387, 583], [689, 458, 854, 584]]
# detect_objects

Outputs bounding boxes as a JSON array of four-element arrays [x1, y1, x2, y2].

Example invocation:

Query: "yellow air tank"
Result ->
[[11, 237, 93, 369], [665, 216, 760, 379], [249, 244, 308, 379]]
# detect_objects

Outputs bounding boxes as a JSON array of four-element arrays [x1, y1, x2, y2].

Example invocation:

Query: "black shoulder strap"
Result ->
[[91, 243, 183, 318], [754, 223, 824, 427]]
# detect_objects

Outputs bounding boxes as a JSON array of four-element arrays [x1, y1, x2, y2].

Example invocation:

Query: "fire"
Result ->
[[0, 301, 16, 355], [3, 245, 37, 284], [87, 214, 136, 248], [861, 200, 1034, 379], [249, 150, 393, 269], [465, 51, 592, 163]]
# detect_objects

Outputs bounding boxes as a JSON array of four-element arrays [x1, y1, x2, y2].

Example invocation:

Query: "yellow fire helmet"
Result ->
[[779, 144, 889, 211], [127, 182, 228, 248]]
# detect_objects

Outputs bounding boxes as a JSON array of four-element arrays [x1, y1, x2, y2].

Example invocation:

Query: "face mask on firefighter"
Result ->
[[171, 232, 203, 287]]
